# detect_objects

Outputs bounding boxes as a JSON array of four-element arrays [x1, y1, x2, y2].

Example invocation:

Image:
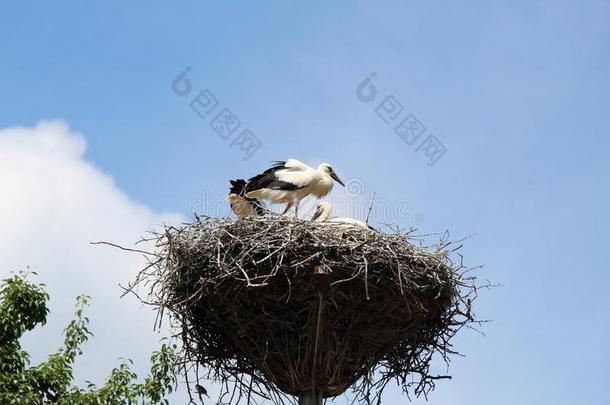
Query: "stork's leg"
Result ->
[[294, 199, 302, 219], [281, 201, 294, 215]]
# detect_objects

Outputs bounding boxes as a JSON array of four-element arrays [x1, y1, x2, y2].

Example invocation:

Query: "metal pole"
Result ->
[[300, 265, 328, 405], [298, 390, 322, 405]]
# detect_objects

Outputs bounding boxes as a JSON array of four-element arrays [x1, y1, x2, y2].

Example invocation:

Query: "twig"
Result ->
[[365, 192, 376, 225]]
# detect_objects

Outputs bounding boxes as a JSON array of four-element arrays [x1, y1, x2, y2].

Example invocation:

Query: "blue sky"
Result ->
[[1, 1, 609, 404]]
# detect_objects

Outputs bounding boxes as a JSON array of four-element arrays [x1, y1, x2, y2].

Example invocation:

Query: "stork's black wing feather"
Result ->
[[245, 161, 303, 192], [267, 161, 286, 170], [247, 175, 303, 192]]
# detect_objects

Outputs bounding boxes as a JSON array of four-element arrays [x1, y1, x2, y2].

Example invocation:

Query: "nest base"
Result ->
[[134, 216, 478, 404]]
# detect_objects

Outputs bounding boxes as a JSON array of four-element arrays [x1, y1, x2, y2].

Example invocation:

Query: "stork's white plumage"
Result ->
[[311, 201, 370, 229], [245, 159, 344, 218]]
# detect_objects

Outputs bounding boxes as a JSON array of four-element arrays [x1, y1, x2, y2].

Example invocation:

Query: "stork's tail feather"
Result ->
[[229, 179, 248, 196]]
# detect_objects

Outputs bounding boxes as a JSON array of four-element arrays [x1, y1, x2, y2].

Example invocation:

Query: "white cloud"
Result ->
[[0, 121, 186, 396]]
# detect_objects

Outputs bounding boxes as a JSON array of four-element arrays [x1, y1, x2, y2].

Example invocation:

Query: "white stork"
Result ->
[[226, 179, 265, 219], [244, 159, 345, 218], [310, 201, 371, 229]]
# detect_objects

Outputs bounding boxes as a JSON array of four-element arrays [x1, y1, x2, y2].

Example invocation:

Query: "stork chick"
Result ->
[[310, 201, 370, 228], [226, 179, 265, 219]]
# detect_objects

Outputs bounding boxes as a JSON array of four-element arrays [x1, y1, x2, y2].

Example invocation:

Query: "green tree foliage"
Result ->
[[0, 272, 178, 404]]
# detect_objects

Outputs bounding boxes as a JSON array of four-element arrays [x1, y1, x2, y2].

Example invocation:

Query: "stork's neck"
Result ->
[[309, 168, 334, 198], [316, 168, 334, 185]]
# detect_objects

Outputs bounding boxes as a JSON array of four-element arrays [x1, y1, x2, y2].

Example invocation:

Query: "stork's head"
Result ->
[[311, 201, 332, 221], [317, 163, 345, 186]]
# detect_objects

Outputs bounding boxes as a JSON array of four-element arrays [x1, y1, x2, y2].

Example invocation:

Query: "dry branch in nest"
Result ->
[[128, 216, 480, 404]]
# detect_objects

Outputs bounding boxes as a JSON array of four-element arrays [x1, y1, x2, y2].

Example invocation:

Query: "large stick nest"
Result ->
[[132, 216, 480, 404]]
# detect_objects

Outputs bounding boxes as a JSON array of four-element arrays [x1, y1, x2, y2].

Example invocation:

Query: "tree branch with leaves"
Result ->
[[0, 271, 178, 405]]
